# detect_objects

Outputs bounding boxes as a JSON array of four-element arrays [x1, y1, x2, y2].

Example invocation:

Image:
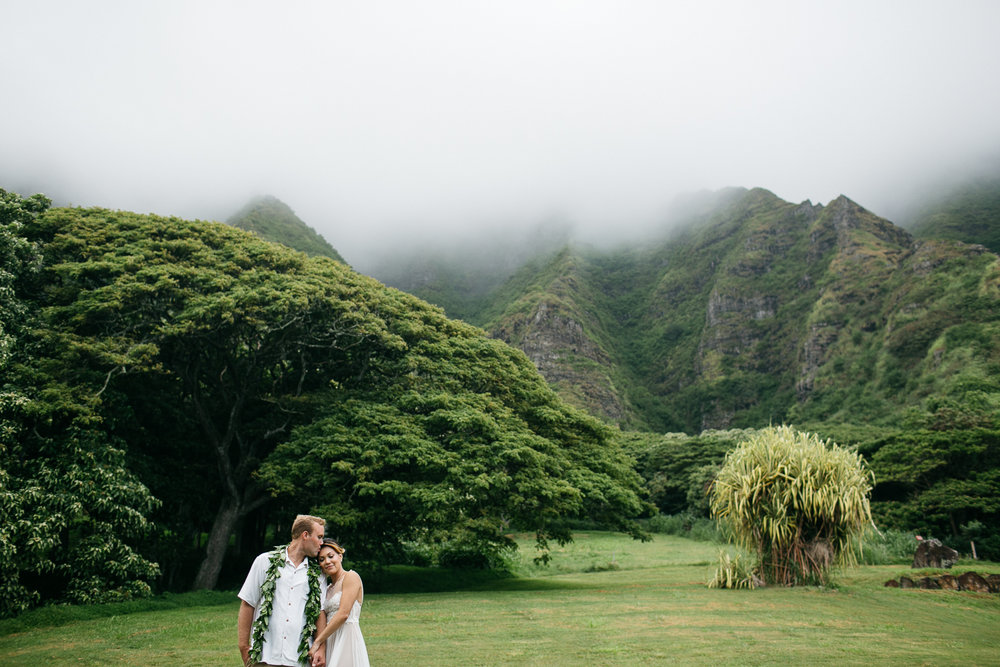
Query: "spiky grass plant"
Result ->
[[709, 425, 875, 586], [708, 549, 759, 589]]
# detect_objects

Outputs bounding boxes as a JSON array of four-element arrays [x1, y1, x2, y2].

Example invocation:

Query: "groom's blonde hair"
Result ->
[[291, 514, 326, 540]]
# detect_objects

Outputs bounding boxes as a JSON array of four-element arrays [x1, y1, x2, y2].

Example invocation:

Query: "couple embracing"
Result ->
[[238, 515, 370, 667]]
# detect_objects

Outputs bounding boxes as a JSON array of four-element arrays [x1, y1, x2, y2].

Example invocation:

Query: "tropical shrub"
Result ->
[[709, 425, 875, 586], [708, 549, 759, 589], [0, 190, 159, 617]]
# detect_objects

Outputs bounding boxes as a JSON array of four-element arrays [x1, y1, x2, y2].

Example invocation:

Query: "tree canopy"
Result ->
[[22, 206, 419, 589], [864, 428, 1000, 559], [262, 320, 651, 566]]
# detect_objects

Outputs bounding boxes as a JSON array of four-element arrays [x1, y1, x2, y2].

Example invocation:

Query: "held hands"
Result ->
[[309, 644, 326, 667]]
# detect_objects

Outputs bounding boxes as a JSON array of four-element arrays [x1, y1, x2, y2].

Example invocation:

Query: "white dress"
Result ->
[[323, 580, 370, 667]]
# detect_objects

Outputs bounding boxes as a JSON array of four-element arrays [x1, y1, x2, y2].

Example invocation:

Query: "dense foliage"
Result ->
[[709, 426, 874, 586], [862, 428, 1000, 560], [1, 190, 160, 618], [623, 429, 755, 518], [625, 421, 998, 562], [262, 320, 651, 567], [0, 188, 45, 366], [1, 188, 45, 616]]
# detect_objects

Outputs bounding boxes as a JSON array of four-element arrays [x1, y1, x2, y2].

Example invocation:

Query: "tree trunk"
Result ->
[[192, 497, 241, 590]]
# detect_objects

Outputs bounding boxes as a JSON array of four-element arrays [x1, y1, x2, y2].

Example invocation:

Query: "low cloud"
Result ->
[[3, 1, 999, 266]]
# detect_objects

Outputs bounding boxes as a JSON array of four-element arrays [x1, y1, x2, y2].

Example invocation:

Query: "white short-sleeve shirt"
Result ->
[[239, 547, 327, 667]]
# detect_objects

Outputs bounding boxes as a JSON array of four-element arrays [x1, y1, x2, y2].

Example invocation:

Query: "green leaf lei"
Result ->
[[248, 545, 323, 665]]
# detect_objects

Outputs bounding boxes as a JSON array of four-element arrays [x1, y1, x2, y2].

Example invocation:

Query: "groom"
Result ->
[[238, 514, 329, 667]]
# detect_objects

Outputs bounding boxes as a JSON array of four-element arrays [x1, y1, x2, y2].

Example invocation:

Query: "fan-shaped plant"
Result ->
[[709, 425, 875, 586]]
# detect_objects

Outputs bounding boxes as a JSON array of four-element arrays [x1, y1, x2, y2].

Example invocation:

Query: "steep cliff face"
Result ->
[[369, 188, 1000, 431], [795, 196, 915, 402], [693, 193, 821, 380], [489, 250, 630, 423], [495, 299, 627, 422], [639, 190, 828, 428]]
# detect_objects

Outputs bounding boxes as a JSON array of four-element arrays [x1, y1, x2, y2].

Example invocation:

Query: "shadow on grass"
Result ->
[[0, 567, 589, 634], [366, 565, 595, 594], [474, 577, 596, 592], [0, 589, 235, 636]]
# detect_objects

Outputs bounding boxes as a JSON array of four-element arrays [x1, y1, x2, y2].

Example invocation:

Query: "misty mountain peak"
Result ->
[[827, 194, 864, 211], [361, 186, 1000, 431], [226, 196, 346, 264]]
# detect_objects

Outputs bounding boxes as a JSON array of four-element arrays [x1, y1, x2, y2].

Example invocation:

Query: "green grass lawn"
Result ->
[[2, 533, 999, 666]]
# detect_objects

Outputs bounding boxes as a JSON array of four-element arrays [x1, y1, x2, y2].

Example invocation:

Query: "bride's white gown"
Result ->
[[323, 585, 370, 666]]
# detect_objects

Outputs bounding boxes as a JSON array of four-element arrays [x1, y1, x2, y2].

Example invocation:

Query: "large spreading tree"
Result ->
[[23, 207, 404, 589], [20, 205, 650, 593]]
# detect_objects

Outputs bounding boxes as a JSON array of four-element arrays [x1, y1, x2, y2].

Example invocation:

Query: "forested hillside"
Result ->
[[364, 221, 573, 323], [371, 188, 1000, 434], [904, 176, 1000, 254]]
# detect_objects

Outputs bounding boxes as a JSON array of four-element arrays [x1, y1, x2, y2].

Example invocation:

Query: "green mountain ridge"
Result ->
[[366, 188, 1000, 432], [903, 175, 1000, 254], [227, 195, 346, 263]]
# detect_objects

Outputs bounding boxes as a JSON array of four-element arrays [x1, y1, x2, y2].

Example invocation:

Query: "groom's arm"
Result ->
[[310, 612, 328, 667], [237, 553, 267, 666], [238, 600, 255, 666]]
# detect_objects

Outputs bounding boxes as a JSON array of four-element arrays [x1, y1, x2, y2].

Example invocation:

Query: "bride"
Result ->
[[309, 539, 370, 667]]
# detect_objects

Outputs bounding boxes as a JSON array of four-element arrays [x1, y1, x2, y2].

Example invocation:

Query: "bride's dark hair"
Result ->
[[320, 538, 345, 555]]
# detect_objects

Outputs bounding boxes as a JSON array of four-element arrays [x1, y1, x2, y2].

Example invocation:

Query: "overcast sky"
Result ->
[[3, 1, 999, 265]]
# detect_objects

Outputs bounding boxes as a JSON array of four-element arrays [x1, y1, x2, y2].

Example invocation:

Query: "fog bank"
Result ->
[[3, 1, 999, 266]]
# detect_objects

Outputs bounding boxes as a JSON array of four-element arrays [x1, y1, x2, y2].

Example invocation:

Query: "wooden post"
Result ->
[[971, 541, 978, 560]]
